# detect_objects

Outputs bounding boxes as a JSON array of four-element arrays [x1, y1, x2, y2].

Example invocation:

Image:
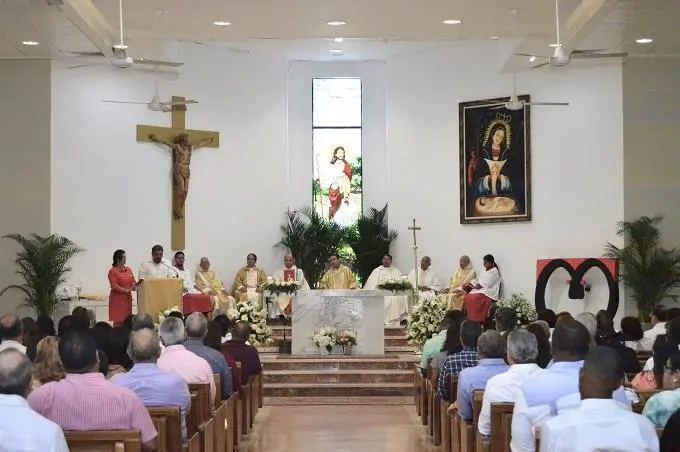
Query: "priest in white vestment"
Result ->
[[269, 255, 310, 318], [138, 244, 178, 280], [364, 254, 410, 326], [407, 256, 443, 299]]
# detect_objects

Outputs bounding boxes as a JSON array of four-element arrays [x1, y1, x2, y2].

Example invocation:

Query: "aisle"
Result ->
[[243, 405, 432, 452]]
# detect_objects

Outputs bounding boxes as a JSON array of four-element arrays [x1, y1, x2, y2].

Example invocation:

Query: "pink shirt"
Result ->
[[27, 373, 157, 444], [158, 344, 216, 402]]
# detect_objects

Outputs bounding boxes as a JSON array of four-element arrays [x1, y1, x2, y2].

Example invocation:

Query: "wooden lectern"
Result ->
[[137, 278, 183, 321]]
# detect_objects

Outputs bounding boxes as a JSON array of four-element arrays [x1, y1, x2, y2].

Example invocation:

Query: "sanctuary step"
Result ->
[[261, 354, 419, 403]]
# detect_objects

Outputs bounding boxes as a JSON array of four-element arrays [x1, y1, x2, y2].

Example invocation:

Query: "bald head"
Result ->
[[128, 329, 161, 363], [0, 349, 32, 397], [232, 321, 251, 341], [131, 313, 154, 331], [284, 254, 295, 268], [0, 314, 22, 342], [459, 255, 470, 268]]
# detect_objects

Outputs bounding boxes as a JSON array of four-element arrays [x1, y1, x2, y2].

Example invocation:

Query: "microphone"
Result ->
[[161, 259, 179, 278]]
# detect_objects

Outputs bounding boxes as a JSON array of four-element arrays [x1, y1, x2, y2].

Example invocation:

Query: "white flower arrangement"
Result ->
[[406, 295, 447, 350], [227, 300, 273, 345], [263, 279, 301, 295], [377, 278, 414, 292], [313, 327, 337, 351], [496, 293, 537, 326], [157, 305, 181, 326]]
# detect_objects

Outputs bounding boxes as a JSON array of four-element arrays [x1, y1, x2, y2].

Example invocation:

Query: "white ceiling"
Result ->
[[0, 0, 678, 62]]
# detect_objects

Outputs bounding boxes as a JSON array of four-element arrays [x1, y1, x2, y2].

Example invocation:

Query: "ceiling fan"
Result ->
[[101, 76, 197, 112], [482, 9, 569, 111], [66, 0, 183, 71], [515, 0, 627, 69]]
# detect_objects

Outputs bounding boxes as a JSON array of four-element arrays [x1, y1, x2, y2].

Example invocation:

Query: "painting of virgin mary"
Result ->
[[459, 95, 532, 224]]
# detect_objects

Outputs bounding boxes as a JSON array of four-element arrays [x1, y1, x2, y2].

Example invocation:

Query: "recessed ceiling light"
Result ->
[[327, 20, 346, 26], [329, 49, 343, 54], [549, 43, 560, 48], [490, 36, 500, 40], [334, 37, 344, 43], [443, 19, 462, 25], [21, 41, 39, 46], [636, 38, 653, 44], [529, 56, 537, 62], [213, 21, 231, 26]]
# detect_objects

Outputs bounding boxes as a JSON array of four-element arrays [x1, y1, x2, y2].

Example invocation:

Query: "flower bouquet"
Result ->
[[337, 330, 357, 355], [406, 295, 447, 350], [377, 276, 414, 293], [227, 300, 273, 346], [157, 305, 181, 327], [313, 327, 337, 355], [495, 293, 537, 326], [263, 279, 300, 296]]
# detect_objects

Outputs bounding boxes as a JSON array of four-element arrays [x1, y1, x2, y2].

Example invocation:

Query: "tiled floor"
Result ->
[[242, 405, 433, 452]]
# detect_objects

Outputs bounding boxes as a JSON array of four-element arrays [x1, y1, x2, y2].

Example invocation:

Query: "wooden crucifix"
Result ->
[[136, 96, 220, 250], [408, 218, 421, 294]]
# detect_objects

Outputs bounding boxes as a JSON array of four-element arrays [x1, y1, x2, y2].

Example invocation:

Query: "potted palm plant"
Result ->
[[0, 234, 84, 316], [604, 216, 680, 322], [346, 204, 398, 285]]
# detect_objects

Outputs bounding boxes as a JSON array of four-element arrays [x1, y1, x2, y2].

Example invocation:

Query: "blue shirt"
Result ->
[[184, 339, 233, 399], [457, 358, 509, 421], [420, 331, 447, 370], [437, 347, 478, 401], [0, 394, 68, 452], [511, 360, 632, 452], [113, 362, 190, 440]]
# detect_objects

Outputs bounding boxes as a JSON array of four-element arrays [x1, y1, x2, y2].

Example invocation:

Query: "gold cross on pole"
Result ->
[[408, 219, 422, 294], [136, 97, 220, 250]]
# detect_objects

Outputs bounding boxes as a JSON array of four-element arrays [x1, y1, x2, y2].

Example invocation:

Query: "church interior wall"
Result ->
[[385, 43, 626, 320], [50, 43, 289, 294], [0, 59, 52, 315], [623, 57, 680, 311]]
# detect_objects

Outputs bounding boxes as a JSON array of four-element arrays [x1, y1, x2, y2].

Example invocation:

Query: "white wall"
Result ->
[[386, 43, 625, 317], [51, 43, 289, 293], [0, 60, 51, 316]]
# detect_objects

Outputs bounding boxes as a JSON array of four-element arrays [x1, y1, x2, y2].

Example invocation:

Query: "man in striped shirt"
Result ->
[[28, 329, 158, 450]]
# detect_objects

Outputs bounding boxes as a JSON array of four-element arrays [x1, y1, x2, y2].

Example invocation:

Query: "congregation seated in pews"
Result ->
[[412, 306, 680, 452], [0, 309, 264, 452]]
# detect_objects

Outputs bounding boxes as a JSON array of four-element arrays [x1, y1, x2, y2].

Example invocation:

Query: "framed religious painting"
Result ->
[[459, 95, 532, 224]]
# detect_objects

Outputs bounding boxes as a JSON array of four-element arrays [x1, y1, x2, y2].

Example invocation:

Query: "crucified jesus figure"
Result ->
[[149, 132, 214, 220]]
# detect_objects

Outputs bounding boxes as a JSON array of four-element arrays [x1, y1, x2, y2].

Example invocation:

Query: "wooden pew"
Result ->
[[65, 430, 142, 452], [442, 375, 458, 452], [414, 364, 422, 416], [427, 367, 441, 445], [188, 383, 212, 425], [250, 373, 259, 427], [225, 395, 236, 452], [420, 367, 429, 425], [213, 374, 222, 410], [188, 392, 200, 437], [490, 403, 514, 452], [459, 389, 485, 452], [236, 362, 251, 436], [188, 383, 214, 452], [232, 389, 243, 447], [185, 433, 201, 452], [147, 407, 182, 452], [199, 417, 215, 452], [213, 400, 227, 452], [258, 371, 264, 408], [474, 391, 490, 452]]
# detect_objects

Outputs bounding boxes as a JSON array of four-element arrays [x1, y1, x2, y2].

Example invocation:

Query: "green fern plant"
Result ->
[[603, 216, 680, 322], [0, 234, 84, 316], [346, 204, 398, 285]]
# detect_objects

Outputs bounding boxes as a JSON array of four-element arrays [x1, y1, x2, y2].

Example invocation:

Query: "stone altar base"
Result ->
[[260, 326, 419, 405]]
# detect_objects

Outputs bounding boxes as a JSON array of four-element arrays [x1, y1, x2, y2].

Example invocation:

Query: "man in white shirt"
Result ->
[[174, 251, 199, 294], [138, 244, 178, 280], [639, 306, 668, 351], [0, 349, 68, 451], [540, 347, 659, 452], [407, 256, 443, 298], [0, 315, 26, 355], [478, 329, 541, 436], [364, 254, 409, 326]]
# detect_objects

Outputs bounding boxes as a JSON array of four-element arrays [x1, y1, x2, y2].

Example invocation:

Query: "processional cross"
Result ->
[[408, 219, 422, 294], [136, 96, 220, 250]]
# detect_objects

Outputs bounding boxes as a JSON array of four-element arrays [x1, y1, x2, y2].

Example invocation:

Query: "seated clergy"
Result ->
[[157, 317, 217, 403], [463, 254, 501, 322], [138, 244, 177, 280], [540, 347, 658, 452], [443, 255, 477, 311], [478, 329, 541, 436], [174, 251, 198, 294], [0, 349, 69, 452], [319, 254, 357, 289], [407, 256, 443, 297], [28, 330, 158, 449], [269, 254, 310, 318], [364, 254, 409, 326], [114, 329, 190, 441], [231, 253, 267, 304], [195, 257, 235, 311]]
